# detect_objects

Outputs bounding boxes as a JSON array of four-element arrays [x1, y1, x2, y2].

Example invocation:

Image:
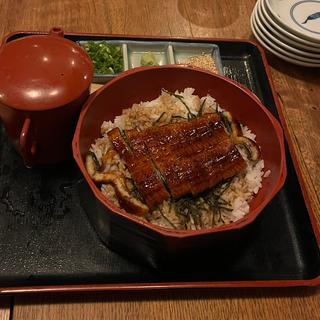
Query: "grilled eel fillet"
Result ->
[[107, 113, 247, 210], [107, 128, 170, 209]]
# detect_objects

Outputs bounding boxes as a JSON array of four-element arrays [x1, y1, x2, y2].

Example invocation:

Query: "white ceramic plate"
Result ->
[[254, 3, 320, 58], [260, 0, 320, 48], [252, 12, 320, 63], [265, 0, 320, 42], [251, 9, 320, 66], [257, 0, 320, 52]]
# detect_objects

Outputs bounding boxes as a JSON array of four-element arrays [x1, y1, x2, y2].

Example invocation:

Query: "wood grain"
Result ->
[[0, 297, 11, 320], [0, 0, 320, 319], [12, 289, 320, 320]]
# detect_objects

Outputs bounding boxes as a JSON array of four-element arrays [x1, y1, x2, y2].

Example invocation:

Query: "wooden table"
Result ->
[[0, 0, 319, 319]]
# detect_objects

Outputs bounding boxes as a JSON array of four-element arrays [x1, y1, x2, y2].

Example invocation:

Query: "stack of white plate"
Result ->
[[250, 0, 320, 67]]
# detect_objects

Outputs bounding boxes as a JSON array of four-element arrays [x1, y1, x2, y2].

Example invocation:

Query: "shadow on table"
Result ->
[[177, 0, 240, 28]]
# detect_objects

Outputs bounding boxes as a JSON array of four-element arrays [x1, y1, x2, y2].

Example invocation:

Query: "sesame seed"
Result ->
[[185, 54, 218, 73]]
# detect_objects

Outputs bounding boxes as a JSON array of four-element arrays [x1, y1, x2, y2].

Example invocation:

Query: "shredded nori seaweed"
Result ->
[[172, 178, 234, 229], [162, 89, 197, 120], [198, 98, 207, 117], [152, 112, 166, 125], [158, 207, 177, 229]]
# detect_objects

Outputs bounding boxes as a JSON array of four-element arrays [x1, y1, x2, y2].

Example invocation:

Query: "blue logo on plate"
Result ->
[[302, 11, 320, 23], [290, 0, 320, 34]]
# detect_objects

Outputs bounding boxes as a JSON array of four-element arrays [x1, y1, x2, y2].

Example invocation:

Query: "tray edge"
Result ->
[[1, 31, 320, 293], [1, 277, 320, 295]]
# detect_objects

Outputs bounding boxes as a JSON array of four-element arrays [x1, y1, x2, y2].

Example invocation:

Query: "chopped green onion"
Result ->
[[83, 41, 124, 74]]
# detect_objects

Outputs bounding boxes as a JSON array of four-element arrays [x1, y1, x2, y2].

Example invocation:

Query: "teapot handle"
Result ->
[[19, 118, 37, 168]]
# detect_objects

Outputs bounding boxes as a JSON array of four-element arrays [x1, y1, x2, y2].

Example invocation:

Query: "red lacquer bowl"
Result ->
[[72, 66, 286, 267]]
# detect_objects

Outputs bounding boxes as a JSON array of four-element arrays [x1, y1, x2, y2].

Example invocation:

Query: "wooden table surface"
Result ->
[[0, 0, 320, 319]]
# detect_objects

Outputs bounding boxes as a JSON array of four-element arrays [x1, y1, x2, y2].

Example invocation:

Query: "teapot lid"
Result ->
[[0, 28, 93, 111]]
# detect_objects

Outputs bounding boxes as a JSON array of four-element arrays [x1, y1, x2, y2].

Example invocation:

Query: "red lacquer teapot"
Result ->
[[0, 27, 93, 167]]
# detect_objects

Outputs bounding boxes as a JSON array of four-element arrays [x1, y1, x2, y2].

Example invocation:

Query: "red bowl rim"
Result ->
[[72, 65, 287, 239]]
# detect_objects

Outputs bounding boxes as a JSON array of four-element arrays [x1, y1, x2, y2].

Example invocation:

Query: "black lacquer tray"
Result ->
[[0, 32, 319, 293]]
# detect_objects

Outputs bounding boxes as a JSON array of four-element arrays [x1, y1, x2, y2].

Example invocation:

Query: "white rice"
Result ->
[[89, 88, 267, 230]]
